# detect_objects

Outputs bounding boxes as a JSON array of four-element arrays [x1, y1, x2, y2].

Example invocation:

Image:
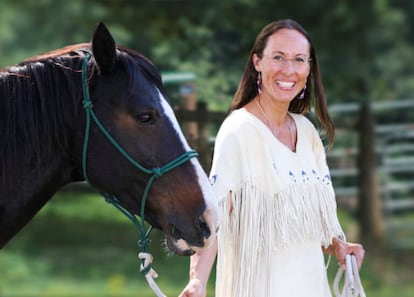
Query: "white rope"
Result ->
[[138, 252, 167, 297], [333, 254, 366, 297]]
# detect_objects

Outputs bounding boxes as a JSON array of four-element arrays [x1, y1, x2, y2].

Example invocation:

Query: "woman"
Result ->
[[179, 19, 365, 297]]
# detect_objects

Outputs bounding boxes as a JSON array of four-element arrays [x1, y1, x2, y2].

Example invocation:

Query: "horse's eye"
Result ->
[[135, 112, 155, 125]]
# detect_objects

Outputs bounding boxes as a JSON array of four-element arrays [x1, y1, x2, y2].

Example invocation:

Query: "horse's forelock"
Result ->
[[117, 48, 166, 98]]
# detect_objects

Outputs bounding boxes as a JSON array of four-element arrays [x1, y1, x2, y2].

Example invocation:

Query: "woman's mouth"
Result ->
[[276, 80, 295, 89]]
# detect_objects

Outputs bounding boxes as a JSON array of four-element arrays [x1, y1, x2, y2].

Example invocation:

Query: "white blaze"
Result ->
[[159, 91, 219, 250]]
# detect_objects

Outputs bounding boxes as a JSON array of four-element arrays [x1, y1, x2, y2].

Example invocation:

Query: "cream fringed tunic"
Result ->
[[210, 109, 345, 297]]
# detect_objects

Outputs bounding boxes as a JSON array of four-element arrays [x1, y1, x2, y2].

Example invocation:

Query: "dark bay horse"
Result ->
[[0, 23, 218, 256]]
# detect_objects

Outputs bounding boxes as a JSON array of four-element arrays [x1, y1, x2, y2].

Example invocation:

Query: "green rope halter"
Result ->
[[80, 52, 198, 275]]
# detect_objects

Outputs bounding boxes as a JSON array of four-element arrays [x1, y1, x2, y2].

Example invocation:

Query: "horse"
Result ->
[[0, 22, 218, 257]]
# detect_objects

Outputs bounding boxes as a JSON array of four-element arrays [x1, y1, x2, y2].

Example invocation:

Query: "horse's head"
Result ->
[[74, 23, 218, 255]]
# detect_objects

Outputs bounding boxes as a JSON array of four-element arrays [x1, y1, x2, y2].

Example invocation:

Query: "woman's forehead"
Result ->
[[265, 29, 310, 56]]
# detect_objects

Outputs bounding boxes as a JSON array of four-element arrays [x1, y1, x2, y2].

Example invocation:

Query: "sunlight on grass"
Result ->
[[39, 192, 130, 223]]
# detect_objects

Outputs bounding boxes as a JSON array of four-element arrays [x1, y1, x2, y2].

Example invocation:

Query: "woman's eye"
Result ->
[[135, 113, 155, 125], [295, 57, 305, 63], [273, 55, 284, 61]]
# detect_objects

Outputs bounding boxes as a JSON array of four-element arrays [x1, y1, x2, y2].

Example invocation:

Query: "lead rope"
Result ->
[[333, 254, 366, 297], [81, 52, 197, 297]]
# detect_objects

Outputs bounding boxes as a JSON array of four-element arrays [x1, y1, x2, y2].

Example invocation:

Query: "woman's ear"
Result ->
[[252, 53, 261, 72]]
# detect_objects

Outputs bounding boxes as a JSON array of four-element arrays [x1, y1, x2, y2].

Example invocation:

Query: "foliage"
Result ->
[[1, 0, 414, 110]]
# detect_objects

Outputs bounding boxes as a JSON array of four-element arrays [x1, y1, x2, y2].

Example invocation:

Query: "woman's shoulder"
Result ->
[[218, 108, 260, 136], [290, 112, 313, 125], [224, 108, 255, 124], [290, 113, 318, 133]]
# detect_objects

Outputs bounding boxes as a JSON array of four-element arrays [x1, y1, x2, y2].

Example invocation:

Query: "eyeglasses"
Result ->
[[263, 54, 312, 71]]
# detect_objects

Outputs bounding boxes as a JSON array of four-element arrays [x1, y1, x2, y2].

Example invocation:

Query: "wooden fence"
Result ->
[[174, 99, 414, 250], [327, 99, 414, 249], [61, 96, 414, 250]]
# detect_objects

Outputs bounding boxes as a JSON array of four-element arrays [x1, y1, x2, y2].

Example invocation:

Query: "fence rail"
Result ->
[[327, 99, 414, 249], [61, 98, 414, 250], [175, 99, 414, 249]]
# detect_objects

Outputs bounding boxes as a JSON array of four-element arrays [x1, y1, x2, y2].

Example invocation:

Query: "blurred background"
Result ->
[[0, 0, 413, 296]]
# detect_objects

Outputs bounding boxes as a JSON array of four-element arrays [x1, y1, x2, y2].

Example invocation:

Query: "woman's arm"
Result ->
[[178, 238, 218, 297], [322, 237, 365, 270]]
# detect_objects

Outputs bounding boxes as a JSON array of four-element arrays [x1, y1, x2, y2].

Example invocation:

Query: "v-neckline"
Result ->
[[240, 108, 299, 155]]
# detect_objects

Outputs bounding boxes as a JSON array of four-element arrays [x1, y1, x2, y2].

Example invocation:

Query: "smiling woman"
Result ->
[[179, 19, 365, 297]]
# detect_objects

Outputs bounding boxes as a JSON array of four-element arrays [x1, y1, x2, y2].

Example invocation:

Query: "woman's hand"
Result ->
[[179, 279, 206, 297], [328, 237, 365, 270], [179, 241, 217, 297], [178, 278, 206, 297]]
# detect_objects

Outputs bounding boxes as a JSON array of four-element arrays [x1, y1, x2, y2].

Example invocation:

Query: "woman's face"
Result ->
[[253, 28, 311, 103]]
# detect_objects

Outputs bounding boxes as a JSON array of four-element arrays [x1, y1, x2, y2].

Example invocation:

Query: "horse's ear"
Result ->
[[91, 22, 116, 74]]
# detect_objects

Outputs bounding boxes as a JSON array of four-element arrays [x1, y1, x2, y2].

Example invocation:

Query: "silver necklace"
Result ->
[[255, 98, 279, 136], [254, 98, 296, 150]]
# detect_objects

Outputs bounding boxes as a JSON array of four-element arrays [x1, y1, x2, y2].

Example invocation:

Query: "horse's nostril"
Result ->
[[170, 224, 182, 239], [199, 220, 211, 238]]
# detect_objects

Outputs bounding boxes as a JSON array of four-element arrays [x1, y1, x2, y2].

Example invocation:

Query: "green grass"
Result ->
[[0, 192, 199, 297], [1, 192, 413, 296]]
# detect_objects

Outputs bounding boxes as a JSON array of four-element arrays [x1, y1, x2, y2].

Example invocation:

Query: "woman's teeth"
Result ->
[[276, 81, 295, 88]]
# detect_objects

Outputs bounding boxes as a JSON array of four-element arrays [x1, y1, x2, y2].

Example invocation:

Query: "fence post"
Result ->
[[180, 82, 198, 142], [195, 101, 211, 172], [357, 101, 385, 246]]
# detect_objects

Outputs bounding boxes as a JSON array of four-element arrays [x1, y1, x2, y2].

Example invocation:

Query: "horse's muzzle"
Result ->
[[165, 208, 218, 256]]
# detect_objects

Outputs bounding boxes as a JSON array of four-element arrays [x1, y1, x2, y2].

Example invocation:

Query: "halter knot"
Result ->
[[151, 168, 163, 178], [138, 238, 151, 249], [82, 99, 93, 110], [103, 193, 116, 204]]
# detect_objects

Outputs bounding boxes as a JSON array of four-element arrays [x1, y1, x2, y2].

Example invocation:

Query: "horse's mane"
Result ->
[[0, 43, 164, 184]]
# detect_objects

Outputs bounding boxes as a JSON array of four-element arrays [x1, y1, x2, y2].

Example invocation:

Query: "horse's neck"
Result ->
[[0, 156, 76, 248], [0, 57, 86, 248]]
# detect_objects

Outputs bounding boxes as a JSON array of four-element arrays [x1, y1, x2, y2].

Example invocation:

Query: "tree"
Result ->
[[1, 0, 413, 107]]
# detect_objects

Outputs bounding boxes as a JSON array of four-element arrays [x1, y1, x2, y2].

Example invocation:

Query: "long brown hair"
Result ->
[[230, 19, 334, 147]]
